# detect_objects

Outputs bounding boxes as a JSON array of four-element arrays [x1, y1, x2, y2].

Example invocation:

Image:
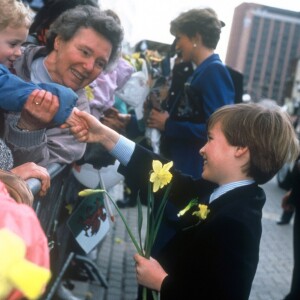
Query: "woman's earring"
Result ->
[[193, 43, 197, 48]]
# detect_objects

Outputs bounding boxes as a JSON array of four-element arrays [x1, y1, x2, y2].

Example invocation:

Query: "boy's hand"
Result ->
[[64, 108, 101, 143], [64, 109, 121, 151], [134, 253, 167, 291]]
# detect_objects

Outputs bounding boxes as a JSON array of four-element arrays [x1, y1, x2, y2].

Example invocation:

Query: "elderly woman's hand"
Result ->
[[17, 89, 59, 131]]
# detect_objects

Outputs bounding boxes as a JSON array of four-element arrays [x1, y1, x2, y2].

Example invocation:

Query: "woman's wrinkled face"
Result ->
[[50, 27, 112, 91], [0, 26, 28, 68]]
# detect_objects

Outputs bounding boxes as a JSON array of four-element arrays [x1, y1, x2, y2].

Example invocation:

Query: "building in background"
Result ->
[[226, 3, 300, 104]]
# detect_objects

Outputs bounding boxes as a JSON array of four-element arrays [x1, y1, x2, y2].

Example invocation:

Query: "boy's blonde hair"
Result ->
[[208, 102, 300, 184], [0, 0, 32, 31]]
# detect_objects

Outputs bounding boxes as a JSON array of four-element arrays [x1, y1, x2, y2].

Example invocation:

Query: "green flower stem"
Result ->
[[152, 184, 172, 248], [142, 287, 158, 300], [104, 192, 143, 255], [144, 183, 153, 258], [152, 291, 158, 300], [137, 196, 145, 256]]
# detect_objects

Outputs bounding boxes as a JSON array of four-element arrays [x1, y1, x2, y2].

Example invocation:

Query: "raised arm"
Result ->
[[66, 108, 120, 151]]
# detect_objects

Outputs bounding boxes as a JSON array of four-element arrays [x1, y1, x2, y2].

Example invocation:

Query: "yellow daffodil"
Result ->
[[78, 159, 174, 300], [78, 189, 104, 197], [65, 204, 73, 215], [149, 160, 173, 192], [177, 199, 198, 217], [192, 204, 210, 220], [84, 85, 94, 101]]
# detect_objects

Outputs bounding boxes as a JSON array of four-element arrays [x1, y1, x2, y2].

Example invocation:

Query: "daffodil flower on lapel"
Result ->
[[150, 160, 173, 192], [178, 200, 210, 231], [193, 204, 210, 221], [177, 198, 198, 217]]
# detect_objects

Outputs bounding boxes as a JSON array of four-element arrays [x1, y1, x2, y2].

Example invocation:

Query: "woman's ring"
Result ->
[[35, 102, 40, 105]]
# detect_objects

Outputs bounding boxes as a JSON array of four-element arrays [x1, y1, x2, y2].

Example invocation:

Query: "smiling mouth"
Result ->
[[71, 68, 86, 82]]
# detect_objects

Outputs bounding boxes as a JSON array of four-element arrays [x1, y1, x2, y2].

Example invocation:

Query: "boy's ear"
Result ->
[[235, 146, 249, 158]]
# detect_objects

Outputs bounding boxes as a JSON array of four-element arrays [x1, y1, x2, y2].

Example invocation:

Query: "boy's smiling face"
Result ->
[[0, 26, 28, 68], [200, 122, 244, 185]]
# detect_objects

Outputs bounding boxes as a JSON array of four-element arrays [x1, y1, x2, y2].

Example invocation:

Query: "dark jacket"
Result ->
[[119, 144, 265, 300], [161, 54, 235, 179]]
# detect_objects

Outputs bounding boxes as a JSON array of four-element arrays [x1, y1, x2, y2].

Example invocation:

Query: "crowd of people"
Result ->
[[0, 0, 299, 300]]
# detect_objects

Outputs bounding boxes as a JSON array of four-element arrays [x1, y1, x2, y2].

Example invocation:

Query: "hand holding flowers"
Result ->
[[78, 159, 173, 300]]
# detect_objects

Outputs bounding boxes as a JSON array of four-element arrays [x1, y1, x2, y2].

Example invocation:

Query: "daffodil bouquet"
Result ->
[[78, 159, 173, 300]]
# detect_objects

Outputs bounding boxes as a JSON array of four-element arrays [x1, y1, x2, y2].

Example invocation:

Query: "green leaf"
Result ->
[[144, 182, 152, 257], [104, 192, 142, 255], [152, 183, 172, 246]]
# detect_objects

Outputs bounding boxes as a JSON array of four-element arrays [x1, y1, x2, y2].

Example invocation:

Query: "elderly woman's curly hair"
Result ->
[[46, 5, 124, 70]]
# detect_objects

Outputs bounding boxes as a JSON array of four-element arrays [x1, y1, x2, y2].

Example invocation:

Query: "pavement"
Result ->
[[67, 177, 294, 300]]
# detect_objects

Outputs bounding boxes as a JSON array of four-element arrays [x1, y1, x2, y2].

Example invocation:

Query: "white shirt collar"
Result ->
[[209, 179, 255, 203]]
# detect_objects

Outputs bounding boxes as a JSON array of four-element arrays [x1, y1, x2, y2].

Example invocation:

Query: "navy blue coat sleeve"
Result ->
[[118, 144, 215, 207]]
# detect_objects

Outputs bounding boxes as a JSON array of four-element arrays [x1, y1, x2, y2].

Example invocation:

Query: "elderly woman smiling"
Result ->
[[4, 5, 124, 167]]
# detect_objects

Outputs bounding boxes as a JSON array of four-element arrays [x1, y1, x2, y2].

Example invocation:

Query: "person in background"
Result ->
[[147, 8, 234, 179], [145, 7, 235, 257], [27, 0, 99, 46], [281, 158, 300, 300], [65, 101, 299, 299]]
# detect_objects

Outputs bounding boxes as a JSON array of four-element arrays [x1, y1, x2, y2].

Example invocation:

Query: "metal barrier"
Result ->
[[27, 163, 107, 299], [27, 163, 70, 239]]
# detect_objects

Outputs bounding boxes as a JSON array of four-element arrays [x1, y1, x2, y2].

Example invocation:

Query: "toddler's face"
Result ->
[[0, 25, 28, 69]]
